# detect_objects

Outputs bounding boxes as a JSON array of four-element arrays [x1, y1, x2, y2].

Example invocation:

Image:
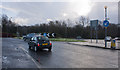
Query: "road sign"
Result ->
[[90, 20, 99, 28], [43, 33, 47, 36], [52, 33, 55, 37], [103, 20, 109, 27], [90, 20, 99, 43], [47, 33, 50, 37]]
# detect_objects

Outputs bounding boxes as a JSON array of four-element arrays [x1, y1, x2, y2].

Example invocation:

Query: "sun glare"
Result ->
[[63, 13, 67, 17], [70, 0, 94, 16], [47, 19, 52, 22]]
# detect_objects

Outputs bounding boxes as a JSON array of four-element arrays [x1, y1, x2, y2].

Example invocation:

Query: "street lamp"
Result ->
[[104, 6, 108, 48]]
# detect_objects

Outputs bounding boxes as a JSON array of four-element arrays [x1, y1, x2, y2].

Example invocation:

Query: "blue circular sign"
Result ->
[[103, 20, 109, 27], [43, 33, 47, 36]]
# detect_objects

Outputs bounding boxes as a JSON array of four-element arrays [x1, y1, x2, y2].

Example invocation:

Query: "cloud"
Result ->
[[1, 0, 120, 2], [87, 2, 118, 24], [14, 17, 29, 25], [0, 5, 17, 13], [67, 1, 95, 16], [1, 2, 118, 26]]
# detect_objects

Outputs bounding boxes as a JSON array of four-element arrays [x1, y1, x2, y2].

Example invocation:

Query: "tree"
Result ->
[[78, 16, 90, 27], [2, 14, 18, 37]]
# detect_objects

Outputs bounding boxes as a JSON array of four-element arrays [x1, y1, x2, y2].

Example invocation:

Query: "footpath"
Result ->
[[68, 39, 120, 50]]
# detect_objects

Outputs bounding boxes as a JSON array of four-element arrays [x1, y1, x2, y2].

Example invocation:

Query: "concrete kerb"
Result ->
[[67, 42, 120, 50]]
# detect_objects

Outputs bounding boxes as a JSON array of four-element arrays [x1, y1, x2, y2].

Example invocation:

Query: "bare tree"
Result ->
[[78, 16, 90, 27]]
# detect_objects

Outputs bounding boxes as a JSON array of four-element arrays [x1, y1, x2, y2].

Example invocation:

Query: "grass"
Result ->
[[14, 37, 23, 39], [49, 38, 86, 42], [14, 37, 86, 42]]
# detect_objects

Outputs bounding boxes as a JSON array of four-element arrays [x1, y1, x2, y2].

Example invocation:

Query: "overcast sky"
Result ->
[[0, 0, 119, 26]]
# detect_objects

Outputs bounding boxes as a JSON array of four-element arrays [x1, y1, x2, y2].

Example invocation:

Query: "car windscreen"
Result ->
[[27, 33, 35, 37], [37, 36, 49, 41]]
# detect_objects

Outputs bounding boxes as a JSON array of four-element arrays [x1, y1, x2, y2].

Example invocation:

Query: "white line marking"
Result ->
[[20, 47, 41, 69]]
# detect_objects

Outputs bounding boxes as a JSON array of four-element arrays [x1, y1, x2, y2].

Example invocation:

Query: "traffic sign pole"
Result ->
[[105, 27, 107, 48], [103, 20, 109, 47], [104, 6, 107, 48]]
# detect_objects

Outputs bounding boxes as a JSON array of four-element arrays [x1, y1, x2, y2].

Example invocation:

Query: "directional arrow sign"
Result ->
[[103, 20, 109, 27], [52, 33, 55, 37], [47, 33, 50, 37]]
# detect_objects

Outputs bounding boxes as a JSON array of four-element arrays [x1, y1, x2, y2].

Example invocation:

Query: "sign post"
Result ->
[[90, 20, 99, 43], [103, 6, 109, 48]]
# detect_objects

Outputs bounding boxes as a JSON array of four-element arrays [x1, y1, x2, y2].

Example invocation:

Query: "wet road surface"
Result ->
[[2, 38, 119, 68]]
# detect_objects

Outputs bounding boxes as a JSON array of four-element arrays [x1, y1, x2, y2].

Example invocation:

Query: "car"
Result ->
[[76, 36, 82, 39], [23, 33, 36, 42], [22, 35, 26, 41], [114, 37, 120, 40], [28, 35, 52, 52], [105, 36, 112, 41]]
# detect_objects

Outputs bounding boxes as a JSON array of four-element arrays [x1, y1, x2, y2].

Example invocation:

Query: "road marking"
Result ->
[[20, 47, 41, 69]]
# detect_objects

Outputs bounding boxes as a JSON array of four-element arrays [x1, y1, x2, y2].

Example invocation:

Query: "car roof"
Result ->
[[34, 35, 46, 37]]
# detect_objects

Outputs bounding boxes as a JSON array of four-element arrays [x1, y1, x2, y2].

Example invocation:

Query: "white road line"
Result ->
[[20, 47, 41, 69]]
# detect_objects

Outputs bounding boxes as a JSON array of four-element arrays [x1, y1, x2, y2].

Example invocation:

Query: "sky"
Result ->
[[0, 0, 119, 26]]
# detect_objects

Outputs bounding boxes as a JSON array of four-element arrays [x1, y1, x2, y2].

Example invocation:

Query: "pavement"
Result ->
[[68, 39, 120, 50], [2, 38, 119, 69], [2, 38, 39, 70]]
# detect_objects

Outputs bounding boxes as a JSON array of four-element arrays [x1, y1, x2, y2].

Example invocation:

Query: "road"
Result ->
[[2, 38, 119, 69]]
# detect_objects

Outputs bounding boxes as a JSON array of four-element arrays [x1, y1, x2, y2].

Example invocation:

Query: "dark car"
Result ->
[[23, 33, 36, 42], [28, 35, 52, 52]]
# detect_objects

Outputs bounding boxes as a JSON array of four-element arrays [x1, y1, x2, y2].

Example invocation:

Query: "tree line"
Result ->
[[1, 14, 120, 38]]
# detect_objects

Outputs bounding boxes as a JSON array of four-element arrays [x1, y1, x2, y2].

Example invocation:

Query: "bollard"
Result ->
[[111, 39, 116, 49]]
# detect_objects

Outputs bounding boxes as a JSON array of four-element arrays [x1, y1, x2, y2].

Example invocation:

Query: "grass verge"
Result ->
[[14, 37, 86, 42], [49, 38, 86, 42], [14, 37, 23, 39]]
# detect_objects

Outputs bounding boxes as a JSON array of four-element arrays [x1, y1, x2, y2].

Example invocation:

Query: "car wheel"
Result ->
[[48, 46, 52, 51], [34, 46, 38, 52], [23, 38, 26, 41], [29, 46, 31, 49], [24, 39, 26, 41], [25, 39, 28, 42]]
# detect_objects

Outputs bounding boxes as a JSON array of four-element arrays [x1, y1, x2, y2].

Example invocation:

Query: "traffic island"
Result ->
[[68, 40, 120, 50]]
